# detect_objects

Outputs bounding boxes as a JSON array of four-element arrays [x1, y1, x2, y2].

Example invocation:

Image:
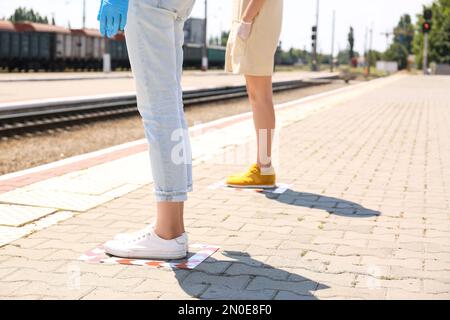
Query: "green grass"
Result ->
[[274, 64, 339, 73], [338, 65, 389, 79], [274, 63, 391, 80]]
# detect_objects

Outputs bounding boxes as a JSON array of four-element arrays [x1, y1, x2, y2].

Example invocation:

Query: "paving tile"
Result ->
[[0, 204, 57, 227], [0, 188, 113, 212]]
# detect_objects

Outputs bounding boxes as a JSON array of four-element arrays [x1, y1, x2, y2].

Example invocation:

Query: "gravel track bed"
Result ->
[[0, 82, 349, 175]]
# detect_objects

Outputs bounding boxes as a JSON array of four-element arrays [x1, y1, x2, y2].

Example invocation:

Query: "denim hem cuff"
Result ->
[[155, 193, 187, 202], [154, 185, 193, 202]]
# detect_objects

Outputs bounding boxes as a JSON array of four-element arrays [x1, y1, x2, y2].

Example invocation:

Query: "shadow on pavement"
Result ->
[[172, 250, 328, 300], [265, 189, 380, 217]]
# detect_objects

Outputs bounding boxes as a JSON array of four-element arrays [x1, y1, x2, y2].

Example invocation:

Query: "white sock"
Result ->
[[260, 165, 275, 175]]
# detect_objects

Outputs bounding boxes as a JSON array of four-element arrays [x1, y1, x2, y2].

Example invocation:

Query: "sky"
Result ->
[[0, 0, 433, 54]]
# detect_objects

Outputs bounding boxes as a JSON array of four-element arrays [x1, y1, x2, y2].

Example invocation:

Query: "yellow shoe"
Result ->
[[226, 164, 276, 188]]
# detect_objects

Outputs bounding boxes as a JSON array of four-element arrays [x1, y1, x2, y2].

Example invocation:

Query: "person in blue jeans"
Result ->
[[98, 0, 196, 259]]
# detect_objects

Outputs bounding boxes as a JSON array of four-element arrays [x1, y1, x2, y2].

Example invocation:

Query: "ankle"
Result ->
[[258, 163, 275, 174], [257, 161, 272, 167], [154, 226, 183, 240]]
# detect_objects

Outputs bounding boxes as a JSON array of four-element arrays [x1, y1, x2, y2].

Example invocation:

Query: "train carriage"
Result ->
[[0, 21, 16, 70], [60, 32, 73, 62], [110, 33, 129, 69], [71, 31, 86, 69], [207, 45, 226, 67], [183, 43, 226, 68], [71, 28, 104, 70], [14, 22, 71, 71], [183, 43, 203, 68]]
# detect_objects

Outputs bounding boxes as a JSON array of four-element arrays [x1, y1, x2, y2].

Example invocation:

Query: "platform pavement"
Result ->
[[0, 70, 337, 103], [0, 74, 449, 299]]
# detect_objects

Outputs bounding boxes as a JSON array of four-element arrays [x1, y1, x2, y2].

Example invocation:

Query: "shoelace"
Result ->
[[244, 166, 260, 176], [125, 232, 151, 244], [121, 224, 154, 241]]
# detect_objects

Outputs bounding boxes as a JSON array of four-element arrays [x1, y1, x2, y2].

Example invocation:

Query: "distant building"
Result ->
[[376, 61, 399, 74], [432, 64, 450, 75], [184, 18, 205, 45]]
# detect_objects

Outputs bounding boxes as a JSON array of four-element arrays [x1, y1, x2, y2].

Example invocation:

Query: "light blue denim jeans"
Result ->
[[125, 0, 195, 202]]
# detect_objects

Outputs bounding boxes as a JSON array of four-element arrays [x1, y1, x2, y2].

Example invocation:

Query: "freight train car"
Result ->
[[208, 45, 226, 67], [13, 22, 71, 71], [0, 20, 130, 71], [55, 25, 73, 70], [183, 43, 202, 67], [108, 32, 129, 70], [71, 28, 105, 70], [0, 20, 225, 71], [0, 21, 71, 71], [183, 43, 226, 68], [0, 20, 17, 70]]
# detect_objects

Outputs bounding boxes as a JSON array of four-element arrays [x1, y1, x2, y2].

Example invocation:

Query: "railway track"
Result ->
[[0, 76, 338, 137]]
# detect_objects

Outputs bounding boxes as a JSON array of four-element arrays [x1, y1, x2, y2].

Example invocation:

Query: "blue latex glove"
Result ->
[[97, 0, 129, 38]]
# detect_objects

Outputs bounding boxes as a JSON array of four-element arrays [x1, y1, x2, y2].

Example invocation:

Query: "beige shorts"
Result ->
[[225, 0, 283, 76]]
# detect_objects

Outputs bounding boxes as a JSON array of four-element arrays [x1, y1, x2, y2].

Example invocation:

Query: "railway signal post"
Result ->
[[311, 0, 320, 72], [311, 26, 318, 71], [422, 8, 432, 75]]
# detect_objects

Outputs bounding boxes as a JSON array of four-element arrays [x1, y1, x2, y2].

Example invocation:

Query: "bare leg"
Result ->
[[179, 202, 185, 233], [245, 75, 275, 168], [155, 202, 184, 240]]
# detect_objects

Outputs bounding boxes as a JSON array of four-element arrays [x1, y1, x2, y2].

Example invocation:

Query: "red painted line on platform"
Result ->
[[0, 143, 148, 195], [0, 103, 259, 195], [0, 114, 251, 195]]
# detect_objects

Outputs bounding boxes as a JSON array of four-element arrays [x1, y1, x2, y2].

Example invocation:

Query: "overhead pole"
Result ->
[[201, 0, 209, 71], [330, 10, 336, 72], [363, 27, 368, 69], [380, 31, 391, 50], [82, 0, 86, 29], [368, 22, 374, 76]]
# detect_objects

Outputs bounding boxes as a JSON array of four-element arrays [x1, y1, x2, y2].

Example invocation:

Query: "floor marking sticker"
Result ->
[[208, 180, 292, 194], [78, 243, 220, 269]]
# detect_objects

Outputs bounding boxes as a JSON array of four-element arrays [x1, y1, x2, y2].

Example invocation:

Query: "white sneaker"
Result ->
[[114, 223, 155, 241], [114, 223, 189, 252], [104, 228, 188, 260]]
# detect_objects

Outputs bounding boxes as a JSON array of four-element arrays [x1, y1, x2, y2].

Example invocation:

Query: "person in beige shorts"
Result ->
[[225, 0, 283, 188]]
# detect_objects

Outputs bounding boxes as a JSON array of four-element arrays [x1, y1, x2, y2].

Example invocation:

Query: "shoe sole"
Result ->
[[114, 234, 189, 252], [227, 184, 276, 189], [104, 247, 187, 260]]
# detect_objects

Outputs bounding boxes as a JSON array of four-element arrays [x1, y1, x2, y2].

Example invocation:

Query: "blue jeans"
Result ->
[[125, 0, 195, 202]]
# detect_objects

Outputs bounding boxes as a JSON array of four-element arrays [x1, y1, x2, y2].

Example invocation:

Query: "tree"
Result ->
[[367, 50, 383, 67], [395, 14, 415, 54], [220, 31, 230, 46], [383, 14, 415, 69], [348, 27, 355, 61], [278, 47, 310, 65], [337, 49, 359, 66], [318, 53, 332, 65], [383, 43, 410, 69], [208, 36, 219, 45], [413, 0, 450, 68], [8, 7, 49, 23]]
